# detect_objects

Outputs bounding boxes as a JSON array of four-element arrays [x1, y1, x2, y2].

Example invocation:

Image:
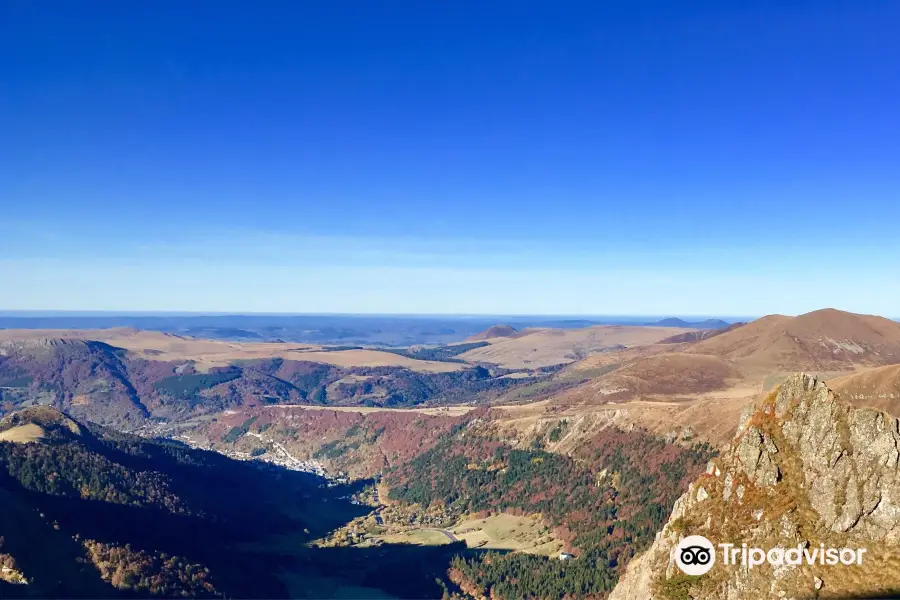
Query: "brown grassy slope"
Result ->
[[565, 344, 674, 373], [829, 363, 900, 416], [494, 391, 756, 454], [458, 326, 694, 369], [488, 344, 752, 447], [497, 310, 900, 452], [683, 308, 900, 372], [656, 322, 746, 344], [0, 423, 46, 443], [560, 353, 744, 403]]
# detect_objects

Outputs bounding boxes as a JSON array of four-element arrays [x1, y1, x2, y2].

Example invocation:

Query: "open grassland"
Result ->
[[450, 514, 563, 556], [0, 423, 46, 443], [368, 514, 563, 556], [684, 309, 900, 371], [379, 529, 453, 546], [458, 326, 695, 369], [558, 353, 745, 405], [495, 364, 893, 452], [0, 328, 464, 373]]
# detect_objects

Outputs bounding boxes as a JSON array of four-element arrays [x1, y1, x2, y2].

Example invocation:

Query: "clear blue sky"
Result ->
[[2, 1, 899, 315]]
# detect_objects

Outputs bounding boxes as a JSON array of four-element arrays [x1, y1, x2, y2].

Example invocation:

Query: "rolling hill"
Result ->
[[492, 309, 900, 451], [560, 353, 745, 404], [458, 326, 694, 369], [683, 308, 900, 372], [0, 328, 463, 373], [465, 325, 520, 341], [0, 334, 541, 429], [657, 322, 745, 344], [5, 310, 900, 598], [0, 338, 152, 428]]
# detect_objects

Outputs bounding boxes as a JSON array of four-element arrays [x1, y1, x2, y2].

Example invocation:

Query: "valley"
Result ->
[[8, 1, 897, 597], [2, 309, 900, 598]]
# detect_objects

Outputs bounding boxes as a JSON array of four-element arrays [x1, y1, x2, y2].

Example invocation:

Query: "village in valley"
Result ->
[[135, 419, 340, 481]]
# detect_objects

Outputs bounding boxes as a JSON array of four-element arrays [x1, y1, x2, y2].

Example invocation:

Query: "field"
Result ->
[[450, 514, 563, 556], [0, 328, 464, 373], [458, 326, 694, 369], [367, 514, 562, 556], [379, 529, 454, 546], [0, 423, 46, 443]]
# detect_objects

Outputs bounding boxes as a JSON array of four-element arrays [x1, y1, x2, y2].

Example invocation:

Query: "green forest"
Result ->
[[382, 341, 490, 363], [388, 426, 716, 598]]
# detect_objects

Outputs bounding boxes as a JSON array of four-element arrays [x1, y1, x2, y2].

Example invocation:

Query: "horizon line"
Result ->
[[0, 309, 756, 318], [0, 308, 873, 320]]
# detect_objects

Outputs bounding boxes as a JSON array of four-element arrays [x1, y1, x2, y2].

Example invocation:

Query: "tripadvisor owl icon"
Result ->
[[675, 535, 716, 575]]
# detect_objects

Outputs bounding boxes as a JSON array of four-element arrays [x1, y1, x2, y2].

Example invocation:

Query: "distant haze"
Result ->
[[0, 313, 745, 346]]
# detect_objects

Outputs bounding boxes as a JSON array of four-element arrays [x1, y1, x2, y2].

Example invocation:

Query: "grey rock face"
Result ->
[[779, 375, 900, 534], [610, 373, 900, 600], [735, 426, 781, 487]]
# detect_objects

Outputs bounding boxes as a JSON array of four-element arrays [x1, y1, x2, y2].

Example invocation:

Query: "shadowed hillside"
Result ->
[[0, 407, 477, 598]]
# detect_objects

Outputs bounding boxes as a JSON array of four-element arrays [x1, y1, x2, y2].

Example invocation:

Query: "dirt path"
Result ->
[[267, 404, 474, 416]]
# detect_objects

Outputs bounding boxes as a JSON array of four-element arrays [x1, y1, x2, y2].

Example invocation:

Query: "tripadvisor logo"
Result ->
[[675, 535, 716, 575], [675, 535, 867, 575]]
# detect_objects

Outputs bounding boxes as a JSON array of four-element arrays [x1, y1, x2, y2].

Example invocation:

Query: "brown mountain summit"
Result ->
[[683, 308, 900, 372], [466, 324, 520, 341]]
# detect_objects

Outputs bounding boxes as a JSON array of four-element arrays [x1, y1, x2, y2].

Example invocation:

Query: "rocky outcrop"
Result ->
[[610, 373, 900, 600]]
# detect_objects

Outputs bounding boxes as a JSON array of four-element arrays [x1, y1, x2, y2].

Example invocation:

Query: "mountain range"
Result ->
[[0, 314, 741, 346], [2, 308, 900, 598]]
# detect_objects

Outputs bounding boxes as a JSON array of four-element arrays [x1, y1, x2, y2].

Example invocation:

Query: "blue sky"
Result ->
[[2, 1, 899, 315]]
